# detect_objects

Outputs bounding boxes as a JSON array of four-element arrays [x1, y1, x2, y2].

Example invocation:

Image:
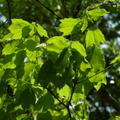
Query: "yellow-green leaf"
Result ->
[[86, 27, 105, 47]]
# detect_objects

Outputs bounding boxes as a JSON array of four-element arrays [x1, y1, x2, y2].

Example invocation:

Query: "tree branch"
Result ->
[[35, 0, 61, 19], [87, 0, 117, 10], [66, 76, 78, 118], [79, 65, 112, 83], [46, 87, 67, 107], [0, 19, 8, 28], [46, 86, 73, 118], [99, 85, 120, 114], [6, 0, 12, 25]]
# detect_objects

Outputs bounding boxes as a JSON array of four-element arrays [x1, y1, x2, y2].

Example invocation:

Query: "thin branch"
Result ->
[[99, 85, 120, 114], [6, 0, 12, 25], [0, 19, 8, 28], [46, 86, 72, 118], [73, 0, 82, 18], [68, 77, 78, 106], [0, 43, 4, 49], [79, 65, 112, 83], [46, 87, 67, 107], [66, 76, 79, 118], [35, 0, 61, 19], [61, 0, 68, 18], [87, 0, 117, 10]]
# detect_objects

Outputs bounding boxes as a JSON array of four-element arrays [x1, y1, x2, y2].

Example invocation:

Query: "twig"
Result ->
[[61, 0, 68, 18], [79, 65, 112, 83], [0, 19, 8, 28], [46, 86, 73, 118], [67, 76, 79, 118], [87, 0, 117, 10], [99, 85, 120, 114], [35, 0, 61, 19], [5, 0, 12, 25], [0, 43, 4, 49], [46, 87, 67, 107]]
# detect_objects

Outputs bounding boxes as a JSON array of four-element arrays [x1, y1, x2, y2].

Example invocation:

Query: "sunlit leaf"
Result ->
[[81, 17, 88, 32], [45, 36, 69, 53], [2, 54, 16, 69], [86, 27, 105, 47], [9, 19, 34, 39], [71, 41, 86, 57], [59, 18, 82, 36], [73, 81, 93, 102], [52, 109, 69, 120], [2, 41, 18, 55], [110, 55, 120, 64], [80, 60, 91, 72], [57, 84, 71, 100], [88, 9, 108, 21], [36, 24, 48, 38], [23, 62, 35, 80], [88, 69, 106, 90]]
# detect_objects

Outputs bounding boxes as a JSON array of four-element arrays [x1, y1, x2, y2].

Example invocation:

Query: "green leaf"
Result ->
[[59, 18, 82, 36], [55, 48, 71, 73], [2, 54, 16, 69], [57, 84, 71, 100], [81, 17, 88, 32], [45, 36, 69, 53], [80, 60, 91, 72], [2, 41, 18, 55], [35, 92, 54, 110], [88, 69, 106, 90], [86, 27, 105, 47], [88, 9, 108, 16], [18, 89, 36, 109], [88, 9, 108, 21], [61, 64, 75, 86], [47, 36, 68, 43], [73, 81, 93, 102], [0, 68, 4, 81], [23, 62, 35, 80], [14, 50, 26, 66], [37, 111, 52, 120], [109, 0, 115, 1], [71, 41, 86, 57], [36, 24, 48, 38], [110, 55, 120, 64], [26, 50, 37, 62], [37, 60, 56, 87], [2, 33, 13, 41], [15, 64, 24, 79], [26, 40, 37, 51], [52, 109, 68, 120], [88, 45, 105, 72], [22, 26, 31, 38], [9, 19, 33, 39]]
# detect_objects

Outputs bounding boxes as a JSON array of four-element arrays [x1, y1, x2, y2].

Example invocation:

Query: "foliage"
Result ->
[[0, 0, 120, 120]]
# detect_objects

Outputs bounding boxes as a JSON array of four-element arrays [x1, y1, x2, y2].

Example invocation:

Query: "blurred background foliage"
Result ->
[[0, 0, 120, 119]]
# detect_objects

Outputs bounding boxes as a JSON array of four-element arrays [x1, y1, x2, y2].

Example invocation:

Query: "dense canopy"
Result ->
[[0, 0, 120, 120]]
